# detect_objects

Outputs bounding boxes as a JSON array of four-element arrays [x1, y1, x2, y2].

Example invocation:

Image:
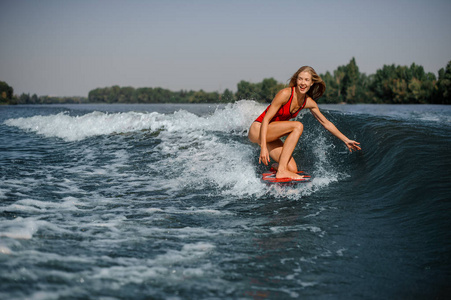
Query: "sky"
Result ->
[[1, 0, 450, 97]]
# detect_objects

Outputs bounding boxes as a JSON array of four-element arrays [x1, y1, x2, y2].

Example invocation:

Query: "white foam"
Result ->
[[150, 101, 344, 199], [0, 188, 9, 199], [4, 111, 160, 141], [0, 245, 12, 254], [87, 242, 217, 286], [145, 208, 164, 214], [134, 225, 235, 240], [3, 100, 344, 202], [0, 217, 39, 240], [336, 248, 347, 256], [149, 207, 234, 216], [270, 224, 324, 235], [1, 197, 82, 213], [3, 101, 263, 142], [0, 216, 74, 240]]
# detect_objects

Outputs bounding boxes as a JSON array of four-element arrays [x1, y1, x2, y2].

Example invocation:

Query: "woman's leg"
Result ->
[[266, 139, 298, 173], [249, 121, 304, 179], [248, 121, 303, 144], [273, 122, 303, 178]]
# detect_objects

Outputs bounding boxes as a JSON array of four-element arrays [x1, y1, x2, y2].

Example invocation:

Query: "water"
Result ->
[[1, 102, 450, 299]]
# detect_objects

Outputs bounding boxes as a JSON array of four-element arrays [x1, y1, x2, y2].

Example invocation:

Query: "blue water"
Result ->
[[1, 102, 450, 299]]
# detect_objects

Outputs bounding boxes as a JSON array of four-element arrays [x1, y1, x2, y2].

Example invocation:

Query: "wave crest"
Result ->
[[4, 101, 264, 142]]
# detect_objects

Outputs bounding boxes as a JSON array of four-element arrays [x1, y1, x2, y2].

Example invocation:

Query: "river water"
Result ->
[[1, 102, 450, 299]]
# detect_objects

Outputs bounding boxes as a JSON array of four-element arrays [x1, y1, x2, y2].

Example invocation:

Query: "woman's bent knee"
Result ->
[[248, 122, 261, 143], [292, 121, 303, 134]]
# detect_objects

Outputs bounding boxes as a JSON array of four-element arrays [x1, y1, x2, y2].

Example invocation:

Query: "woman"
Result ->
[[248, 66, 361, 180]]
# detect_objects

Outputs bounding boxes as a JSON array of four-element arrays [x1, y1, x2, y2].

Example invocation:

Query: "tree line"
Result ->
[[2, 58, 450, 105], [320, 58, 450, 104], [87, 86, 233, 104], [232, 58, 450, 104]]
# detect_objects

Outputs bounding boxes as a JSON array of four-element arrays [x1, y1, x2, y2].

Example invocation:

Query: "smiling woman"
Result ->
[[248, 66, 361, 180]]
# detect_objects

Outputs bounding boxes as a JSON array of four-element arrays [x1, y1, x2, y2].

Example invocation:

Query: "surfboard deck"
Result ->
[[262, 170, 311, 184]]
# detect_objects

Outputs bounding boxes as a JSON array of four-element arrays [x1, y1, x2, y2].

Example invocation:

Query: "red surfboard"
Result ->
[[262, 169, 311, 184]]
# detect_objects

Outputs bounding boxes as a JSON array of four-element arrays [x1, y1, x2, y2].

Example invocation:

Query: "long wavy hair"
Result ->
[[288, 66, 326, 100]]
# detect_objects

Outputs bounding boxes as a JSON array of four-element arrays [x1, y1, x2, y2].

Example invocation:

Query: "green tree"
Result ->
[[221, 88, 235, 102], [108, 86, 120, 103], [320, 71, 339, 103], [370, 64, 400, 103], [188, 90, 219, 103], [118, 86, 135, 103], [89, 88, 109, 103], [0, 81, 14, 104], [236, 80, 261, 100], [333, 66, 346, 102], [260, 78, 281, 103], [436, 61, 451, 104], [31, 94, 39, 104], [342, 57, 360, 103], [369, 63, 438, 104], [19, 93, 31, 104], [152, 87, 172, 103], [135, 87, 152, 103]]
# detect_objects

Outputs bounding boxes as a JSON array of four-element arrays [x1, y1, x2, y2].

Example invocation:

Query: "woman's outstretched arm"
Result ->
[[308, 100, 361, 152]]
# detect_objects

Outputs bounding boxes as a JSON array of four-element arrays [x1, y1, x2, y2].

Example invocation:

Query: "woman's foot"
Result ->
[[272, 163, 301, 176], [276, 169, 304, 180]]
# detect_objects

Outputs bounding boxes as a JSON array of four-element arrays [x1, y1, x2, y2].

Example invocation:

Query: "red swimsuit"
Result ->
[[255, 87, 307, 123]]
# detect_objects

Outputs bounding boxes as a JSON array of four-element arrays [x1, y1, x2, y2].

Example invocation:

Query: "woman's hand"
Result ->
[[345, 140, 361, 152], [259, 146, 270, 165]]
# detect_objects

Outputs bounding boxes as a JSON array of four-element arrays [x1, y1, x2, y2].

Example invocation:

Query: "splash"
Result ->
[[4, 101, 264, 142], [4, 101, 344, 199]]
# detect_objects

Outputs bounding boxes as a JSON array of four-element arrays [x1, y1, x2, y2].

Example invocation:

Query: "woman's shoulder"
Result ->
[[304, 96, 319, 109], [274, 87, 292, 100], [270, 88, 292, 106]]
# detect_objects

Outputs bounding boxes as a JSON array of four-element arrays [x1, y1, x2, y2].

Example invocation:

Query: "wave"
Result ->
[[4, 102, 450, 202], [2, 102, 450, 299], [3, 101, 261, 142]]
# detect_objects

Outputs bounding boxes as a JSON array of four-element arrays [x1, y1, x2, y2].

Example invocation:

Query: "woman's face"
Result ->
[[296, 71, 313, 94]]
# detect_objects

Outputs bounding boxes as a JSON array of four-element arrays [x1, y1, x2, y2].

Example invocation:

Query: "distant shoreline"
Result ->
[[2, 58, 450, 105]]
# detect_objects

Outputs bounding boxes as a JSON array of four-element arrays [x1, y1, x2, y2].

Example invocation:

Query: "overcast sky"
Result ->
[[1, 0, 450, 97]]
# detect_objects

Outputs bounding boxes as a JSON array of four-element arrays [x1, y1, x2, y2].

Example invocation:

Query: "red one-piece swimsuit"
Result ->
[[255, 87, 307, 123]]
